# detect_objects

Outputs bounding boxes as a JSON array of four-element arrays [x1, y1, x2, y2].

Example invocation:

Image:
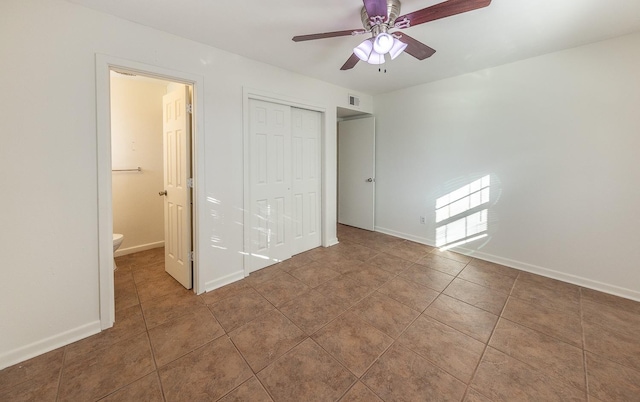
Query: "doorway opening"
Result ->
[[110, 70, 193, 287], [96, 55, 204, 330]]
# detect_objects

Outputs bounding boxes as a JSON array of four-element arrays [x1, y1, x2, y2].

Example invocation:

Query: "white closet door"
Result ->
[[248, 99, 292, 272], [291, 108, 322, 255]]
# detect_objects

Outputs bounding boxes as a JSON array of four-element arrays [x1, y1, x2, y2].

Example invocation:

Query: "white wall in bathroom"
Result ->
[[110, 73, 166, 255], [0, 0, 372, 369]]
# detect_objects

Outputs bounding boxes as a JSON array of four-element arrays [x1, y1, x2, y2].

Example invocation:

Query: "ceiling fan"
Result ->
[[292, 0, 491, 70]]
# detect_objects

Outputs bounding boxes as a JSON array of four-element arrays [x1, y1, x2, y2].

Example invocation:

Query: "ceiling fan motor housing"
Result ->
[[361, 0, 402, 32]]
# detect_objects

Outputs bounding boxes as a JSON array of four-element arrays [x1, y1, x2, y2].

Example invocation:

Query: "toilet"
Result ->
[[113, 233, 124, 270]]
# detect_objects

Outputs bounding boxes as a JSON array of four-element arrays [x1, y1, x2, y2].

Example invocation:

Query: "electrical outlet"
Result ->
[[420, 216, 426, 224]]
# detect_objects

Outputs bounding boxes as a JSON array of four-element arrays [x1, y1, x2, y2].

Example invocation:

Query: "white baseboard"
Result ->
[[204, 270, 246, 293], [374, 225, 640, 302], [0, 320, 101, 370], [115, 241, 164, 257], [375, 226, 434, 247], [326, 237, 340, 247]]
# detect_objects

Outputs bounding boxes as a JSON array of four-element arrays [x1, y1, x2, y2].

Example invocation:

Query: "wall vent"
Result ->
[[348, 94, 360, 107]]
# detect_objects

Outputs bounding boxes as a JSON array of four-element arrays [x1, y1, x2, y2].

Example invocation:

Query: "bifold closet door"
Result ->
[[291, 108, 322, 255], [248, 99, 293, 273], [248, 101, 323, 273]]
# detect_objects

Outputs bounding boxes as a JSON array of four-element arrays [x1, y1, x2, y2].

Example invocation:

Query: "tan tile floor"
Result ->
[[2, 224, 640, 401]]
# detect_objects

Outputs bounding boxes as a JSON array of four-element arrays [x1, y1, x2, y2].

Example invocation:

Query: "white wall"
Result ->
[[374, 32, 640, 300], [110, 73, 166, 254], [0, 0, 372, 369]]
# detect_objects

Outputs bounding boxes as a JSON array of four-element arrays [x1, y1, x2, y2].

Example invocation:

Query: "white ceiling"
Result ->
[[68, 0, 640, 95]]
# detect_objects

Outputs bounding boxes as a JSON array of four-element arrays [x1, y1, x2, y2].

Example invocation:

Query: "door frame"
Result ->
[[242, 88, 329, 277], [96, 54, 205, 330]]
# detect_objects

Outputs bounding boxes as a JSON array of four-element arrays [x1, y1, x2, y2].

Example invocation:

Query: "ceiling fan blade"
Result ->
[[396, 33, 436, 60], [396, 0, 491, 27], [340, 54, 360, 70], [293, 29, 364, 42], [363, 0, 389, 19]]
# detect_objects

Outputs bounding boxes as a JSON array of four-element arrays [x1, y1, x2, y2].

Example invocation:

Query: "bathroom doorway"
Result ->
[[96, 55, 204, 330], [110, 72, 193, 289]]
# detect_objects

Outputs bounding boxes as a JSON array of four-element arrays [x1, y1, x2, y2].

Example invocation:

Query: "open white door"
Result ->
[[338, 116, 375, 231], [248, 99, 293, 272], [162, 86, 192, 288]]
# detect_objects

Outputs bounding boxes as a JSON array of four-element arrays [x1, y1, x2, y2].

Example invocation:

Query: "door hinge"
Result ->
[[187, 178, 194, 188], [187, 103, 193, 114], [189, 251, 194, 261]]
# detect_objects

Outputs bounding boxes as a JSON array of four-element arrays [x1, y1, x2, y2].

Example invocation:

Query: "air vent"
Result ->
[[348, 94, 360, 107]]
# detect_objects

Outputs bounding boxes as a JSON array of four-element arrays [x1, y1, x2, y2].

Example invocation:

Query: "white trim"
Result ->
[[374, 225, 640, 302], [0, 321, 101, 370], [204, 270, 247, 293], [115, 241, 164, 257], [96, 54, 206, 332], [242, 87, 330, 278]]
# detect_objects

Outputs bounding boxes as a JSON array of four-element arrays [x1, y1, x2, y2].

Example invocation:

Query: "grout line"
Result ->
[[580, 287, 591, 401], [462, 270, 519, 401]]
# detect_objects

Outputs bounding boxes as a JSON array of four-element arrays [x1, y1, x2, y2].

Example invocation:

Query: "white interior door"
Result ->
[[162, 86, 192, 288], [338, 116, 375, 231], [291, 108, 322, 255], [249, 99, 292, 273]]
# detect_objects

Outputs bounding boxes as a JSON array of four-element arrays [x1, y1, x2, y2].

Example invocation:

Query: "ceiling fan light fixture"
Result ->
[[367, 50, 385, 65], [353, 39, 373, 61], [373, 32, 394, 54], [389, 37, 408, 60]]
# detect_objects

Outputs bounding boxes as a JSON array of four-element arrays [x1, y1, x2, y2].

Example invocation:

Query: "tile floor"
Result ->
[[2, 224, 640, 401]]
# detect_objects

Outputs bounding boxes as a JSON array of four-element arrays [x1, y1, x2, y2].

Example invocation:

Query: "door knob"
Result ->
[[366, 178, 374, 183], [159, 190, 167, 196]]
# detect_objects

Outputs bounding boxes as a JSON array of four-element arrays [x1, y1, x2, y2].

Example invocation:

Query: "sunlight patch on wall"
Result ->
[[435, 175, 490, 250]]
